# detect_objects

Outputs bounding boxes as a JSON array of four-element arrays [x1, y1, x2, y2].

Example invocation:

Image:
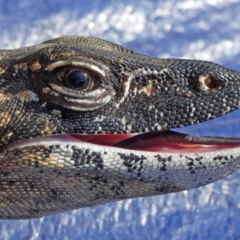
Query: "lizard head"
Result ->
[[0, 36, 240, 219]]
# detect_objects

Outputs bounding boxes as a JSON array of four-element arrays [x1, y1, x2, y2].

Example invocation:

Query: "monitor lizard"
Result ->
[[0, 36, 240, 219]]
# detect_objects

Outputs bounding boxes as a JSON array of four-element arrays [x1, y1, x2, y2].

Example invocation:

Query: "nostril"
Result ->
[[197, 74, 220, 90]]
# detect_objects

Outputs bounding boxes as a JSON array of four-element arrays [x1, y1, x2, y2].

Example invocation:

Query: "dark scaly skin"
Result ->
[[0, 36, 240, 219]]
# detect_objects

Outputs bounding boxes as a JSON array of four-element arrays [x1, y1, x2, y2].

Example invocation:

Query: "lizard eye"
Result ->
[[66, 70, 89, 89], [56, 68, 97, 92], [39, 60, 115, 111]]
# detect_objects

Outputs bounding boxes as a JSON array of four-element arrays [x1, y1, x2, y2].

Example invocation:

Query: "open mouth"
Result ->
[[10, 130, 240, 153], [46, 130, 240, 153]]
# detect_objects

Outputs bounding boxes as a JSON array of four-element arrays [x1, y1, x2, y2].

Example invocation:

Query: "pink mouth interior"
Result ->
[[67, 130, 240, 153]]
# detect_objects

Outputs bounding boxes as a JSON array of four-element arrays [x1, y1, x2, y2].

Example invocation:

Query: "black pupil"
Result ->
[[67, 70, 88, 88]]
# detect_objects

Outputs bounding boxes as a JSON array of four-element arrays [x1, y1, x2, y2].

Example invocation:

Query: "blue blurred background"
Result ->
[[1, 0, 240, 239]]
